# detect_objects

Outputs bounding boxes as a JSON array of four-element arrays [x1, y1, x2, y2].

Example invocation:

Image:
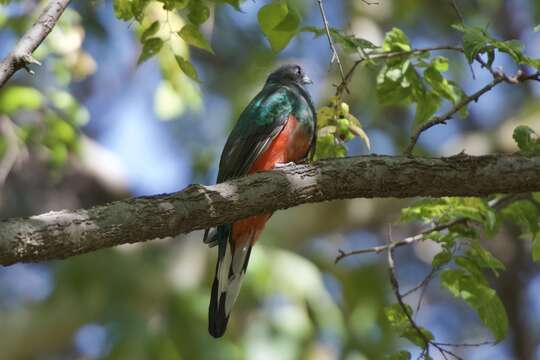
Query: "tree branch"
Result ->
[[0, 0, 71, 88], [1, 154, 539, 266], [404, 68, 540, 156]]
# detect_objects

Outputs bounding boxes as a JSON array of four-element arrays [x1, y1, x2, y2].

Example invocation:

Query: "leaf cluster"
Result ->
[[314, 97, 370, 160]]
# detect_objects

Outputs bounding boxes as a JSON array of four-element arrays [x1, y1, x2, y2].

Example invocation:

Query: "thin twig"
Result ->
[[336, 193, 523, 264], [0, 0, 72, 88], [336, 218, 465, 263], [402, 266, 439, 299], [434, 340, 495, 348], [336, 46, 464, 97], [449, 0, 476, 79], [337, 195, 520, 358], [387, 237, 431, 357], [387, 231, 464, 360], [404, 76, 503, 155], [450, 0, 465, 24], [404, 67, 540, 155], [316, 0, 348, 92]]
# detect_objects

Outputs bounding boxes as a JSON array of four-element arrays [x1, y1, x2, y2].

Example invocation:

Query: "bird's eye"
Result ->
[[295, 66, 301, 75]]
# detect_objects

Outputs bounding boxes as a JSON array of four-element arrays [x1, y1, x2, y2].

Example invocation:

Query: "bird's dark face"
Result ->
[[266, 64, 313, 86]]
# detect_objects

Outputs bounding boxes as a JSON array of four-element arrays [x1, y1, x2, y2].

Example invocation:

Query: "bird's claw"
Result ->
[[273, 162, 295, 169]]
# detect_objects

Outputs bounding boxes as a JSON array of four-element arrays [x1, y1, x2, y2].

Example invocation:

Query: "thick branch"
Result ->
[[0, 0, 71, 88], [1, 154, 540, 266]]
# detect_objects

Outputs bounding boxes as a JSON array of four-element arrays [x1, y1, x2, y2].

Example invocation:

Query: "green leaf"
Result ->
[[188, 1, 210, 25], [441, 268, 508, 341], [141, 20, 160, 42], [274, 9, 300, 32], [513, 125, 540, 155], [376, 61, 422, 106], [465, 243, 505, 276], [137, 37, 164, 64], [302, 26, 378, 53], [113, 0, 150, 21], [0, 86, 44, 114], [399, 197, 493, 228], [384, 304, 433, 347], [178, 24, 214, 54], [534, 24, 540, 32], [383, 28, 411, 52], [414, 91, 440, 126], [453, 24, 531, 65], [501, 199, 539, 237], [220, 0, 242, 10], [314, 133, 347, 160], [132, 0, 151, 22], [113, 0, 134, 20], [174, 55, 200, 82], [432, 250, 452, 267], [431, 56, 449, 72], [257, 2, 299, 52], [452, 24, 490, 63], [424, 61, 462, 105]]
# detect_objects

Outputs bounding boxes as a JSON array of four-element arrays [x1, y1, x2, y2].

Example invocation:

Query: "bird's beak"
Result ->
[[301, 75, 313, 85]]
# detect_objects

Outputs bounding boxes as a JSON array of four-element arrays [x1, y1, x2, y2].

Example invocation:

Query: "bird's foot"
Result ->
[[273, 162, 296, 169]]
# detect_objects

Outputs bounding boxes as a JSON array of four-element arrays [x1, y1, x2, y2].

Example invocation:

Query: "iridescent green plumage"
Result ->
[[217, 75, 316, 183], [206, 64, 316, 338]]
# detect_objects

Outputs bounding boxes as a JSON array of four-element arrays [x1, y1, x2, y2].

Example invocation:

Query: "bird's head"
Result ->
[[266, 64, 313, 86]]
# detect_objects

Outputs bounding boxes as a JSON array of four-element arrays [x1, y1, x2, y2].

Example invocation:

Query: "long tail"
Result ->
[[208, 224, 253, 338]]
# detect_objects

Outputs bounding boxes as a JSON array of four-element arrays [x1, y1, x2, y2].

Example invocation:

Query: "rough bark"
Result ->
[[1, 154, 539, 266], [0, 0, 71, 88]]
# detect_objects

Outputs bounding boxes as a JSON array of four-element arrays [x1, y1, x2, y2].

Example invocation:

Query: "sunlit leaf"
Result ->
[[383, 28, 411, 52], [141, 20, 160, 42], [414, 91, 440, 126], [432, 250, 452, 267], [513, 125, 540, 155], [465, 243, 505, 276], [178, 24, 214, 54], [302, 26, 378, 53], [138, 37, 164, 64], [384, 304, 433, 347], [188, 1, 210, 25], [348, 123, 371, 150], [257, 2, 299, 52], [175, 55, 200, 82], [441, 268, 508, 341], [113, 0, 133, 20]]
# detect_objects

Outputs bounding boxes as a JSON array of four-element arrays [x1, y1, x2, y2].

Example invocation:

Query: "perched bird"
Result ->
[[204, 64, 317, 338]]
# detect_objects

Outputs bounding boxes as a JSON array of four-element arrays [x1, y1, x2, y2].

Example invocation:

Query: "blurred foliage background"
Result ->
[[0, 0, 540, 359]]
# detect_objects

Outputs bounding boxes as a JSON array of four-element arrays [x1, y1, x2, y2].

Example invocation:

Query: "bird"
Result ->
[[204, 64, 317, 338]]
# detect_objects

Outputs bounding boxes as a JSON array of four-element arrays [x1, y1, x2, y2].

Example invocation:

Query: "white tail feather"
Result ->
[[216, 242, 251, 316]]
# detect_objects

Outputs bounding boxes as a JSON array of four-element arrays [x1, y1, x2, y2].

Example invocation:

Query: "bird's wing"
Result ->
[[217, 84, 295, 182]]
